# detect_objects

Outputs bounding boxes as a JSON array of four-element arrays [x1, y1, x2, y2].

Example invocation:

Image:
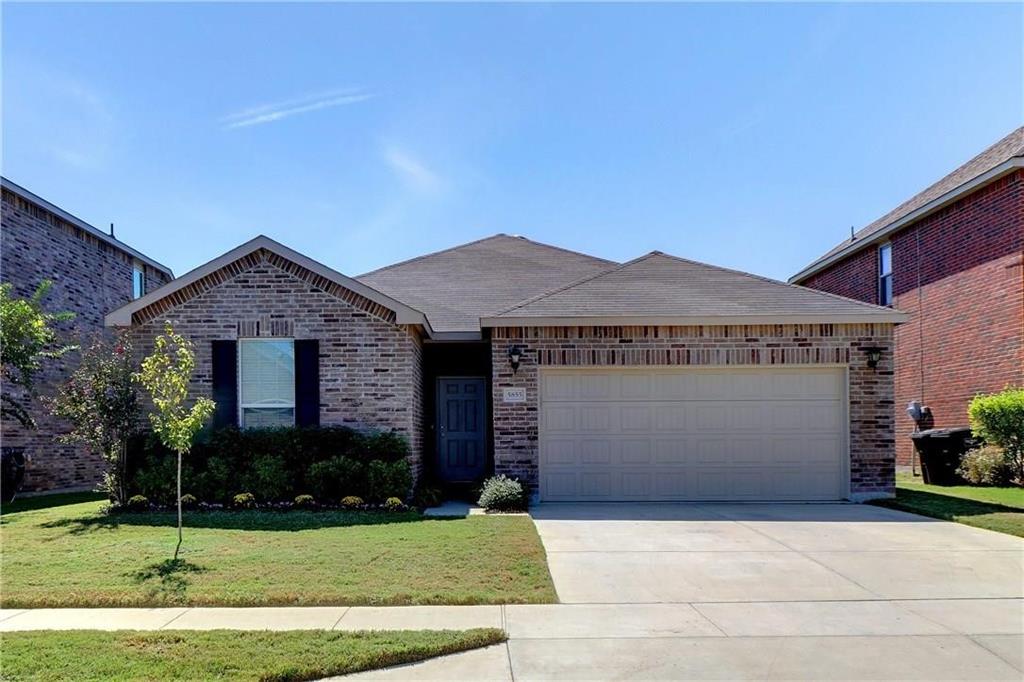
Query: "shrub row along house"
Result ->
[[1, 177, 173, 490], [791, 126, 1023, 466]]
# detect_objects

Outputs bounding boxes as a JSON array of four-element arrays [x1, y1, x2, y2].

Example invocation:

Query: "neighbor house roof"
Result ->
[[1, 176, 174, 277], [105, 235, 434, 334], [790, 126, 1024, 284], [357, 234, 616, 334], [482, 251, 907, 327]]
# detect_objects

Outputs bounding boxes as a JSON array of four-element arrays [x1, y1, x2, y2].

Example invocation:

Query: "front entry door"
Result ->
[[437, 378, 487, 482]]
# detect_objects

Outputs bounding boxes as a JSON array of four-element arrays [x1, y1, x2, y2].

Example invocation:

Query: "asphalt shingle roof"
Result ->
[[357, 234, 616, 332], [794, 126, 1024, 281], [488, 251, 903, 323]]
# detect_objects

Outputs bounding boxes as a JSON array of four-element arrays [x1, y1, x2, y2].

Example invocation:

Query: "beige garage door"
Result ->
[[539, 367, 847, 502]]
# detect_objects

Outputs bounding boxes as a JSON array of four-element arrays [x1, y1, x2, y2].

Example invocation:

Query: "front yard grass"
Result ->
[[0, 628, 506, 681], [0, 497, 557, 608], [870, 472, 1024, 537]]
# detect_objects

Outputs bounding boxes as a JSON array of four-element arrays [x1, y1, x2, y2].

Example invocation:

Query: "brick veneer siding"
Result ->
[[800, 170, 1024, 465], [125, 252, 425, 478], [491, 324, 896, 501], [0, 189, 172, 491]]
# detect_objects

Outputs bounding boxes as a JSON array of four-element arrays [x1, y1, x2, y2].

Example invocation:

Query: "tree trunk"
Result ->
[[174, 450, 183, 561]]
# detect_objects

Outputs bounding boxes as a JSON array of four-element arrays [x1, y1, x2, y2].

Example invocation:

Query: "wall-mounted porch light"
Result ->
[[862, 346, 884, 369], [508, 345, 523, 374]]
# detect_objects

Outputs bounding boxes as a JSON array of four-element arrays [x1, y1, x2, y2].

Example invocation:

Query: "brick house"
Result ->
[[108, 234, 904, 502], [790, 127, 1024, 466], [1, 178, 173, 491]]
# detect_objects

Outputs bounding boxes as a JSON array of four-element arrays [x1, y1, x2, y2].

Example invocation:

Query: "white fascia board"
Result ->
[[789, 157, 1024, 284], [481, 312, 909, 327], [105, 235, 434, 336]]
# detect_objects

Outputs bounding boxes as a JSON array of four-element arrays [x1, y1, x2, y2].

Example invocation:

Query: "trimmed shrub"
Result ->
[[366, 460, 413, 502], [125, 426, 413, 504], [126, 495, 150, 511], [383, 497, 406, 512], [341, 495, 364, 509], [293, 494, 316, 509], [958, 445, 1014, 486], [413, 484, 445, 509], [477, 475, 527, 512], [232, 492, 256, 509], [969, 388, 1024, 484], [179, 494, 198, 509]]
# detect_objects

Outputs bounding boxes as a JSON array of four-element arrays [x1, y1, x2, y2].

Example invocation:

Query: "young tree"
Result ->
[[135, 323, 215, 560], [49, 333, 139, 506], [0, 281, 74, 429]]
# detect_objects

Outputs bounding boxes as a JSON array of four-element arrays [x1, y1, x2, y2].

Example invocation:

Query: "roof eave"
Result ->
[[1, 177, 174, 277], [481, 312, 909, 327], [105, 235, 435, 337], [789, 156, 1024, 284]]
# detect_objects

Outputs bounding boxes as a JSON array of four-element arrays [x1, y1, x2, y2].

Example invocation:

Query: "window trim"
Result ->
[[132, 262, 146, 300], [878, 243, 893, 306], [237, 337, 296, 428]]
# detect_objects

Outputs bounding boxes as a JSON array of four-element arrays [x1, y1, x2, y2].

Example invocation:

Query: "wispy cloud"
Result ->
[[222, 88, 375, 129], [382, 144, 445, 195]]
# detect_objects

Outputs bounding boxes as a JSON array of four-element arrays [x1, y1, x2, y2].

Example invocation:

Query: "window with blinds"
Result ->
[[238, 339, 295, 428]]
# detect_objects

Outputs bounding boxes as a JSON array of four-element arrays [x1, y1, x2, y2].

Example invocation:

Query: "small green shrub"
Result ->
[[969, 388, 1024, 484], [477, 475, 527, 512], [958, 445, 1014, 486], [383, 496, 406, 512], [340, 495, 364, 509], [293, 494, 316, 509], [366, 460, 412, 502], [246, 454, 293, 501], [413, 484, 445, 509], [308, 456, 365, 501], [179, 493, 198, 509], [232, 492, 256, 509], [126, 494, 150, 511]]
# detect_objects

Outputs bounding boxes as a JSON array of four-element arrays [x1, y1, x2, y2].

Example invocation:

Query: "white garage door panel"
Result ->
[[539, 367, 847, 502]]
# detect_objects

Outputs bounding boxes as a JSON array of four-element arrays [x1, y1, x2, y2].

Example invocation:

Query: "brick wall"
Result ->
[[1, 189, 172, 491], [126, 251, 425, 478], [490, 323, 896, 500], [799, 170, 1024, 464]]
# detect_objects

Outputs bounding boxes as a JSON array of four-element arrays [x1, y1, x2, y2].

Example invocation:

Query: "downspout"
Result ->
[[914, 226, 924, 476]]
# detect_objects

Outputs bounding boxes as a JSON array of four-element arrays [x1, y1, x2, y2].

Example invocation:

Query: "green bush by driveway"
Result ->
[[0, 497, 557, 608], [0, 629, 506, 681]]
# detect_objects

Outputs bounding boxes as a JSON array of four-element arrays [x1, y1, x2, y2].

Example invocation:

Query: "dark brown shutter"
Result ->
[[211, 340, 238, 429], [295, 339, 320, 427]]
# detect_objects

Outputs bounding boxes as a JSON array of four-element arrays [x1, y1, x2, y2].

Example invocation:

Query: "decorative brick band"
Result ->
[[132, 249, 398, 326]]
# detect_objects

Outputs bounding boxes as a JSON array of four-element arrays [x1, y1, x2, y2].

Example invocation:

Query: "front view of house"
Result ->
[[106, 234, 905, 502]]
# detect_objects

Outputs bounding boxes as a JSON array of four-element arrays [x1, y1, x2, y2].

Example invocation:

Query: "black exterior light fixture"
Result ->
[[508, 345, 523, 373], [862, 346, 884, 369]]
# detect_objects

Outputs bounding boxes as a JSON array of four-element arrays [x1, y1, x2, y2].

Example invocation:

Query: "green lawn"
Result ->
[[870, 472, 1024, 537], [0, 629, 506, 681], [0, 496, 557, 608]]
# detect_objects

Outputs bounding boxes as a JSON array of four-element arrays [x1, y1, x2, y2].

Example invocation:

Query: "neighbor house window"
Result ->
[[238, 339, 295, 428], [878, 243, 893, 306], [132, 264, 146, 299]]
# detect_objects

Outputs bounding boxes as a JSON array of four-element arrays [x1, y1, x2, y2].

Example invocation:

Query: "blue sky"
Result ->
[[3, 3, 1021, 282]]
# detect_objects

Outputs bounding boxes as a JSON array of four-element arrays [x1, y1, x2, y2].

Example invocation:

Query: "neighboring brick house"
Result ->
[[791, 127, 1024, 466], [108, 234, 903, 502], [1, 177, 173, 491]]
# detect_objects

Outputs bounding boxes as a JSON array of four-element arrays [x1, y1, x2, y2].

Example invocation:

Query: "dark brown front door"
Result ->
[[437, 378, 487, 482]]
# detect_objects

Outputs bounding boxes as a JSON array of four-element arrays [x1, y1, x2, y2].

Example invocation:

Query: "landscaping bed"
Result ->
[[0, 628, 506, 681], [870, 472, 1024, 537], [0, 496, 557, 608]]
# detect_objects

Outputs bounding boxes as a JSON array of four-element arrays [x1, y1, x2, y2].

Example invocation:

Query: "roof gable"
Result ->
[[105, 235, 432, 333], [484, 251, 906, 326], [357, 234, 616, 332], [792, 126, 1024, 283]]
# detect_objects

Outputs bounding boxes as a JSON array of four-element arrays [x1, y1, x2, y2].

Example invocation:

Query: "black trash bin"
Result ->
[[1, 447, 27, 503], [910, 427, 976, 485]]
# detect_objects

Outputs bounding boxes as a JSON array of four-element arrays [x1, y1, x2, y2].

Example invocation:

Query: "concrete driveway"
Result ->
[[348, 503, 1024, 680]]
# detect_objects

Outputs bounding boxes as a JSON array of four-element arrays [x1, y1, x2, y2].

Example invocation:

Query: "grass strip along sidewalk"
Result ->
[[0, 628, 506, 681]]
